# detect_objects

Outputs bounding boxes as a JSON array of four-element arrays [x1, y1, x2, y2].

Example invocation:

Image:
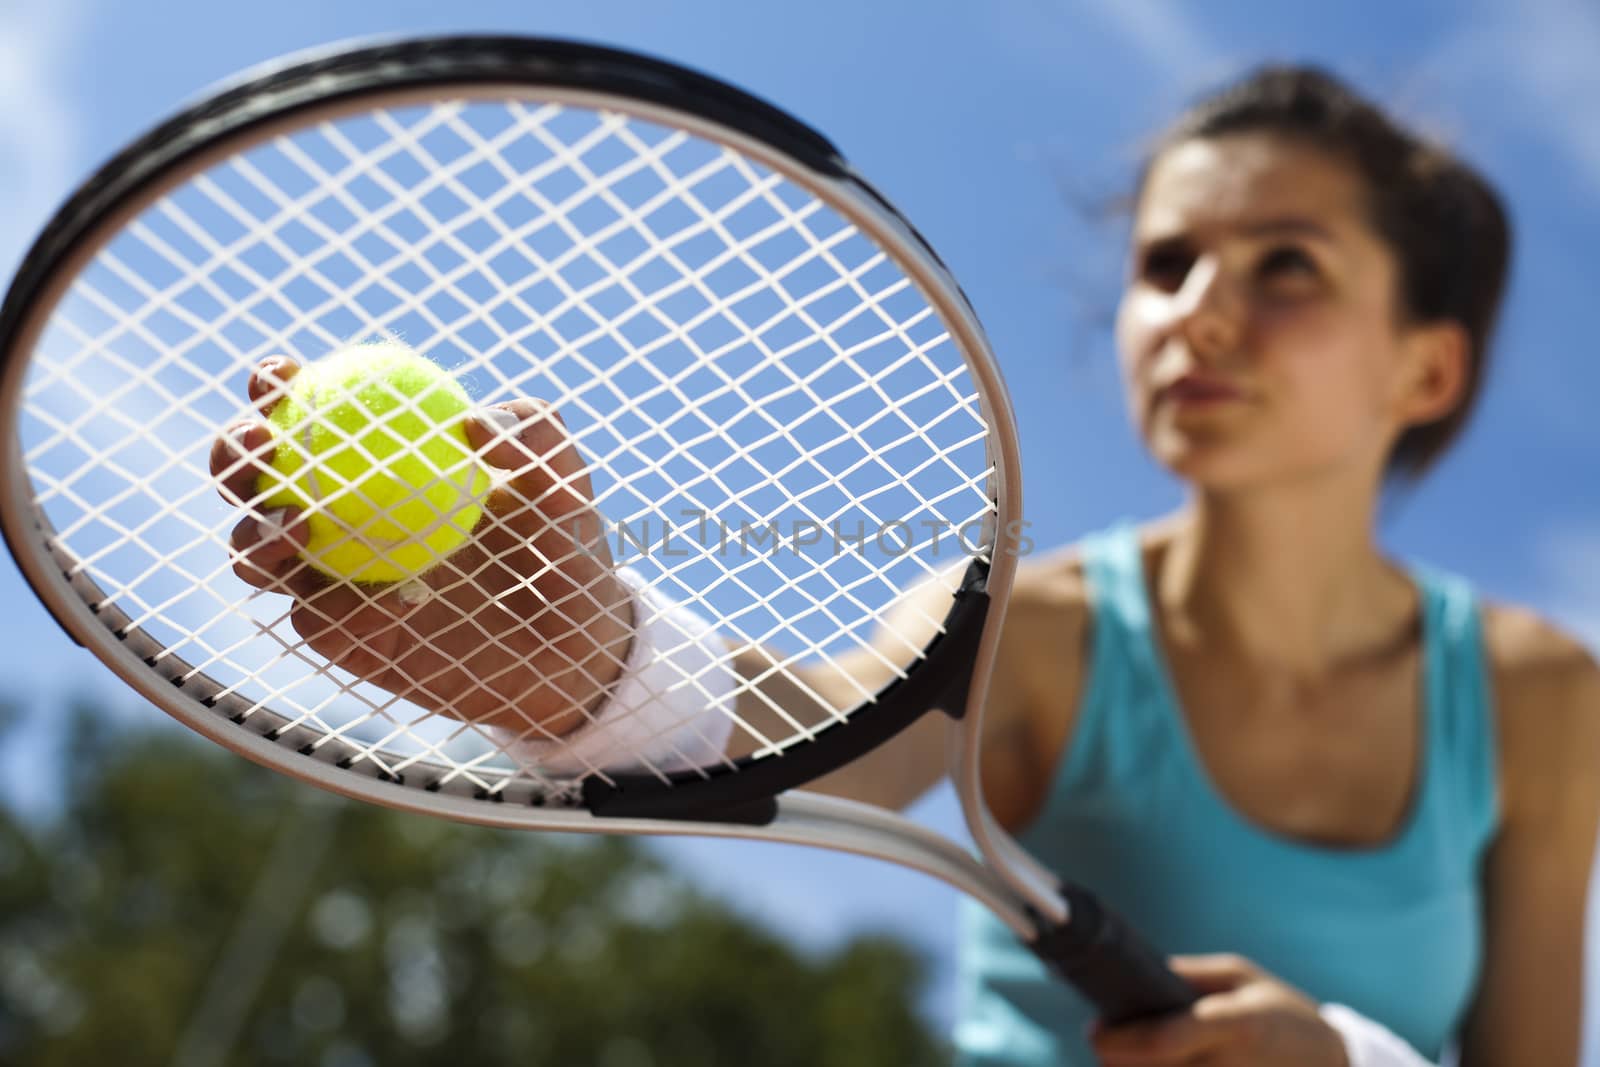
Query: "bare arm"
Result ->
[[1461, 611, 1600, 1066], [726, 552, 1092, 821], [724, 574, 965, 811]]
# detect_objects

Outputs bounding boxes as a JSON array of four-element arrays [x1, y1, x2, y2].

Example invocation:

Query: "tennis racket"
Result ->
[[0, 35, 1195, 1023]]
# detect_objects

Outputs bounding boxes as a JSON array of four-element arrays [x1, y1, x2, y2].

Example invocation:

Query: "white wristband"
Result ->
[[514, 566, 736, 777], [1319, 1004, 1436, 1067]]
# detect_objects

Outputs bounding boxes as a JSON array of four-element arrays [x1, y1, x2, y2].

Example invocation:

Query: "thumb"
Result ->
[[1167, 954, 1260, 996]]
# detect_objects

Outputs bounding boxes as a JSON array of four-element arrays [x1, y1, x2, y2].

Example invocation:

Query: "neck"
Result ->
[[1154, 473, 1416, 680]]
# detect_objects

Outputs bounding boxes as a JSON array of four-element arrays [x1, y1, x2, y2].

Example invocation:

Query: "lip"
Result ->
[[1156, 374, 1245, 407]]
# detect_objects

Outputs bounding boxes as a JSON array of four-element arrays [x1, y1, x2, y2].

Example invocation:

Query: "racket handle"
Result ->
[[1031, 883, 1199, 1025]]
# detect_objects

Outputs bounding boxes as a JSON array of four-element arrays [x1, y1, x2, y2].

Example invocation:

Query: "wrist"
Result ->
[[1320, 1016, 1353, 1067], [511, 566, 737, 776], [574, 569, 638, 721]]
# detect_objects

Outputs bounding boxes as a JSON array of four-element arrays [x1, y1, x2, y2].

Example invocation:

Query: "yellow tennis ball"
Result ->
[[255, 341, 491, 585]]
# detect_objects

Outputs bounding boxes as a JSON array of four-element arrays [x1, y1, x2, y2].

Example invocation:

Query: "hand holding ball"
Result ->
[[254, 342, 490, 584]]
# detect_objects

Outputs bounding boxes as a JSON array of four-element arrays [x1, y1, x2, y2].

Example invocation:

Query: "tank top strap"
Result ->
[[1412, 563, 1501, 866], [1079, 519, 1160, 677]]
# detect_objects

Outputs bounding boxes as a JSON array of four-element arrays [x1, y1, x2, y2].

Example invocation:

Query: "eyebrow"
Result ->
[[1135, 216, 1340, 246], [1238, 217, 1338, 241]]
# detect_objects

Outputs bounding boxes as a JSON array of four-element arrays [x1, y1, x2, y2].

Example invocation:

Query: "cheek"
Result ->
[[1263, 316, 1398, 434], [1114, 293, 1157, 375], [1113, 296, 1155, 418]]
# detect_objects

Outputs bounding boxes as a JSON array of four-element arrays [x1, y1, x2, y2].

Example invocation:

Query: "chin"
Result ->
[[1153, 434, 1372, 496], [1160, 456, 1263, 493], [1146, 430, 1282, 493]]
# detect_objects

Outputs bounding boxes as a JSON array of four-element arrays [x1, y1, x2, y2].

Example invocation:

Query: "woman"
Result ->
[[214, 66, 1599, 1065]]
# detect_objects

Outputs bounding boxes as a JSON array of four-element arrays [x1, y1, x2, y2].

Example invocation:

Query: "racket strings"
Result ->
[[18, 95, 995, 793]]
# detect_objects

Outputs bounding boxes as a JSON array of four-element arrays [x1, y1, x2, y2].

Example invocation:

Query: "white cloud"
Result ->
[[1428, 0, 1600, 197], [1082, 0, 1226, 89], [0, 0, 88, 275], [1496, 0, 1600, 188], [1072, 0, 1600, 201], [981, 0, 1230, 109]]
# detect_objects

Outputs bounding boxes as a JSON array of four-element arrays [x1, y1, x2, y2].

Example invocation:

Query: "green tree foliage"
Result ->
[[0, 704, 949, 1066]]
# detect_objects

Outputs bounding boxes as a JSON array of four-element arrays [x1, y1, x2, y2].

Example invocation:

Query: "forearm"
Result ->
[[726, 643, 949, 809]]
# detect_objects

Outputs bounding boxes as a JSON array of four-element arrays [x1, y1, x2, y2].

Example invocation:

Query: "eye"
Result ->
[[1257, 245, 1320, 284], [1138, 240, 1195, 292]]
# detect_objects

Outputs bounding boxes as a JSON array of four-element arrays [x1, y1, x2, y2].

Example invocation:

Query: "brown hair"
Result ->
[[1140, 65, 1513, 482]]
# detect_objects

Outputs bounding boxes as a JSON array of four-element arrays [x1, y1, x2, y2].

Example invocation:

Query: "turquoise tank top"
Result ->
[[954, 521, 1499, 1065]]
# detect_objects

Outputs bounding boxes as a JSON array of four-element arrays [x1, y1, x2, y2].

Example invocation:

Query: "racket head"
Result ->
[[0, 35, 1023, 829]]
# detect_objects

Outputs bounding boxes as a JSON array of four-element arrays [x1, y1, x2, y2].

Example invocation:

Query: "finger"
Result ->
[[468, 400, 597, 521], [1090, 1003, 1230, 1065], [289, 579, 421, 665], [248, 355, 300, 416], [228, 509, 315, 591], [1168, 954, 1260, 994], [237, 555, 323, 599], [211, 420, 276, 506], [469, 402, 612, 574]]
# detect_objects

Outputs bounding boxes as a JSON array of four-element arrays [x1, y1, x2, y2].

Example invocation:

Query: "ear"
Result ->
[[1394, 321, 1470, 428]]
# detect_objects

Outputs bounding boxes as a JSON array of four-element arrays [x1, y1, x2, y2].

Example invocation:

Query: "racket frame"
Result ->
[[0, 34, 1195, 1021]]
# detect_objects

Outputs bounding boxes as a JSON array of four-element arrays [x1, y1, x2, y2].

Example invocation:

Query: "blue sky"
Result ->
[[1, 0, 1597, 1040]]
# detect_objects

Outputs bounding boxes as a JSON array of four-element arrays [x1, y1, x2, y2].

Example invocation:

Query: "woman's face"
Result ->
[[1116, 133, 1427, 492]]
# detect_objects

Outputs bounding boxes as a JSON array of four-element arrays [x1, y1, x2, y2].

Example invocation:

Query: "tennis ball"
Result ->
[[255, 341, 491, 585]]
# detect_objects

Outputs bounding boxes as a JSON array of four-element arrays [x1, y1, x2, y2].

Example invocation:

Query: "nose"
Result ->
[[1172, 254, 1241, 358]]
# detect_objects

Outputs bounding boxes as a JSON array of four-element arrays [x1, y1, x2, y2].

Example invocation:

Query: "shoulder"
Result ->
[[1006, 517, 1175, 616], [998, 518, 1182, 696], [1003, 519, 1181, 642], [994, 545, 1094, 698], [1000, 522, 1175, 738], [1480, 601, 1598, 718], [1478, 600, 1600, 820], [1010, 542, 1092, 615]]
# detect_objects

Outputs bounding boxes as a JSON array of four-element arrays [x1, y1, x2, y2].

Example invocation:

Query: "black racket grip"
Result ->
[[1030, 883, 1199, 1025]]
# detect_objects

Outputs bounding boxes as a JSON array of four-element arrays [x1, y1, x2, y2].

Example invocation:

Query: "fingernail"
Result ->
[[255, 507, 292, 541], [480, 407, 523, 436], [235, 419, 271, 450], [395, 578, 432, 607]]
